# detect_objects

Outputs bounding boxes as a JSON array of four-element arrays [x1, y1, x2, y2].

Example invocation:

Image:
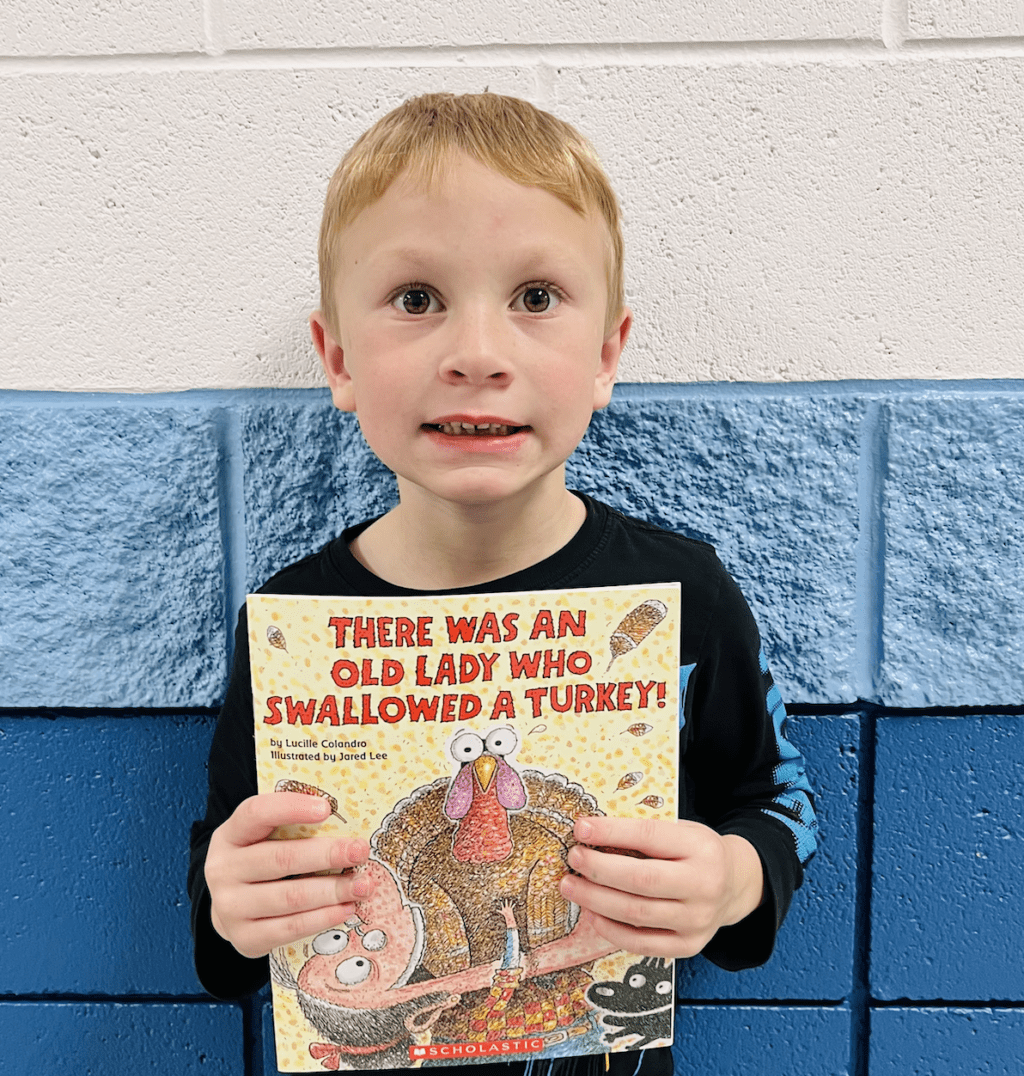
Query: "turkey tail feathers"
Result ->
[[519, 770, 603, 844], [372, 777, 452, 879]]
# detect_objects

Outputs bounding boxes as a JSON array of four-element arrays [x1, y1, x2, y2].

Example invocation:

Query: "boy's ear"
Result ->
[[310, 310, 356, 412], [593, 306, 632, 411]]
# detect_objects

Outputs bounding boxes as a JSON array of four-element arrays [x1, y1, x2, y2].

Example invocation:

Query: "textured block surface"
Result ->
[[0, 715, 215, 994], [242, 401, 397, 592], [0, 407, 225, 707], [5, 60, 1024, 391], [909, 1, 1024, 38], [871, 1008, 1024, 1076], [677, 714, 857, 999], [673, 1005, 850, 1075], [570, 394, 862, 702], [872, 716, 1024, 1001], [0, 1001, 242, 1075], [0, 0, 205, 55], [880, 396, 1024, 706], [222, 0, 873, 49], [554, 60, 1024, 385]]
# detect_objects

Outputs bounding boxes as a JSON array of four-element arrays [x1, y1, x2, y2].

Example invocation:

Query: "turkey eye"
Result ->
[[312, 929, 349, 956], [627, 973, 646, 989], [361, 929, 386, 951], [450, 732, 484, 763], [335, 956, 373, 985], [484, 727, 518, 757], [656, 980, 673, 995]]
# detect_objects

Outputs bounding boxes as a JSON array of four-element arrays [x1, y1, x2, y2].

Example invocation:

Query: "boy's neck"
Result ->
[[348, 483, 587, 591]]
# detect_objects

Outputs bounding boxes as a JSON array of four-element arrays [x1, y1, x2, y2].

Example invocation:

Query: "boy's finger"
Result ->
[[573, 816, 696, 859], [223, 792, 334, 848], [241, 872, 369, 922], [238, 834, 371, 885], [586, 911, 698, 961], [238, 903, 366, 959], [560, 871, 677, 931], [566, 844, 674, 898]]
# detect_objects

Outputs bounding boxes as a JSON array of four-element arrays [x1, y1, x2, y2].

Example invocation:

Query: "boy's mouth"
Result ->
[[425, 422, 528, 437]]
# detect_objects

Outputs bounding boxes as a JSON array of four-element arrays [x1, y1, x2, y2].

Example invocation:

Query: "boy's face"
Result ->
[[311, 154, 631, 513]]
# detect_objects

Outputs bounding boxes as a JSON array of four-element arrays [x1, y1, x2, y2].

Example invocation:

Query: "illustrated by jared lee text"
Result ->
[[249, 585, 680, 1071]]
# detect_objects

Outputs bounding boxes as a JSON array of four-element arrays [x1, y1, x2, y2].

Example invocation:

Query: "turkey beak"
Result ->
[[473, 754, 498, 792]]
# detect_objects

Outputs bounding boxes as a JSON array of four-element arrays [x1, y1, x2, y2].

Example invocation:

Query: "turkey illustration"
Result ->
[[444, 727, 527, 863], [372, 728, 601, 979]]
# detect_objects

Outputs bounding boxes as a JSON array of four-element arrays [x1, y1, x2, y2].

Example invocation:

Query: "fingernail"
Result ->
[[348, 839, 369, 863], [576, 819, 593, 842], [351, 876, 371, 898]]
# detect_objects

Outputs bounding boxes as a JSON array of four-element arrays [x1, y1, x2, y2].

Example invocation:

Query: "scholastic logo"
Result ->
[[409, 1038, 546, 1060]]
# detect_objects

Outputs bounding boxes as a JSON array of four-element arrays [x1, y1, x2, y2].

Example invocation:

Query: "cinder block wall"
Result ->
[[2, 5, 1022, 1075]]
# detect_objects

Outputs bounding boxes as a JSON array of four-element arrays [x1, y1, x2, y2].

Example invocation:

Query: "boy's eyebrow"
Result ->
[[364, 245, 590, 279]]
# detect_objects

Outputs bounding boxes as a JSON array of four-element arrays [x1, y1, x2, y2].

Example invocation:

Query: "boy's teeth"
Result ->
[[438, 422, 515, 436]]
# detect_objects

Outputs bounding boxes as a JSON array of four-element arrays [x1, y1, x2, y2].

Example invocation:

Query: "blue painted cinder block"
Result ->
[[871, 1008, 1024, 1076], [239, 391, 861, 704], [677, 714, 857, 1000], [872, 715, 1024, 1000], [0, 406, 226, 708], [673, 1004, 850, 1075], [0, 1001, 242, 1075], [241, 400, 397, 593], [880, 395, 1024, 707], [571, 393, 863, 704], [0, 714, 215, 995]]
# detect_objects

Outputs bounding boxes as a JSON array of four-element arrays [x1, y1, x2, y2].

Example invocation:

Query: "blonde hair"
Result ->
[[317, 92, 625, 335]]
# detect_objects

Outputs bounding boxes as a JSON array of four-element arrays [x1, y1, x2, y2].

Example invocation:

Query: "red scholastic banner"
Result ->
[[410, 1038, 547, 1061]]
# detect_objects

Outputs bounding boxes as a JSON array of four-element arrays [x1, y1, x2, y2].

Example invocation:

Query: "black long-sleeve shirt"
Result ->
[[189, 494, 817, 1076]]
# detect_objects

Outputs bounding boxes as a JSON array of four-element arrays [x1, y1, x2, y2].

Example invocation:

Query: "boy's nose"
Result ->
[[439, 308, 513, 386]]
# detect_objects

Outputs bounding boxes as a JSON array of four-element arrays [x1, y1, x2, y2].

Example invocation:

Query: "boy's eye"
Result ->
[[515, 285, 560, 314], [392, 287, 440, 315]]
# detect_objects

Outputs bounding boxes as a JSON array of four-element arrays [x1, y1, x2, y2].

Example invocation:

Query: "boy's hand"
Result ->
[[205, 792, 372, 959], [559, 817, 764, 959]]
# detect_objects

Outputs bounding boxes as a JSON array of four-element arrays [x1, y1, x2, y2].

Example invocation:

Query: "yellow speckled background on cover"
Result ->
[[248, 583, 680, 1072]]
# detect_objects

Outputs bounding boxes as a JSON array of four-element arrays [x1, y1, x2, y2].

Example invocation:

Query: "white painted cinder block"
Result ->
[[0, 0, 205, 56], [1, 49, 1022, 389], [220, 0, 876, 51], [908, 1, 1024, 40], [556, 58, 1024, 383]]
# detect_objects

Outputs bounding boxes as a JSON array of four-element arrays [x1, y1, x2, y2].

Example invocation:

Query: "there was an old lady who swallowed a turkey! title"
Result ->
[[248, 584, 680, 1073]]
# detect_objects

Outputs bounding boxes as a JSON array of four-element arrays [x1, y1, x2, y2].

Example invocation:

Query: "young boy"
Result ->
[[189, 92, 817, 1075]]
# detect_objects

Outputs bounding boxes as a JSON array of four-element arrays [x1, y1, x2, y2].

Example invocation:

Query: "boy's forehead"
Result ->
[[336, 159, 612, 277]]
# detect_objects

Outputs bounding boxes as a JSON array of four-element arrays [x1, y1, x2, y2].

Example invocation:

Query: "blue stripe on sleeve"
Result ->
[[757, 646, 819, 865]]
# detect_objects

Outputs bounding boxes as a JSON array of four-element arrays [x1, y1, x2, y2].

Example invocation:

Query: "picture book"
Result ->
[[248, 583, 681, 1072]]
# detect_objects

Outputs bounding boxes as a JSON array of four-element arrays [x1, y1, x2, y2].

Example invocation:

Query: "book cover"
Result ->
[[248, 583, 680, 1072]]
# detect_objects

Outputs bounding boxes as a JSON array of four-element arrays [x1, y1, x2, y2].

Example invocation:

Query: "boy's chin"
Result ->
[[396, 469, 569, 514]]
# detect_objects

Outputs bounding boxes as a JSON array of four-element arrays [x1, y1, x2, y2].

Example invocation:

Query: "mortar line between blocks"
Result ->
[[882, 0, 910, 50], [215, 406, 247, 672], [7, 37, 1024, 75], [855, 402, 887, 702], [203, 0, 226, 58]]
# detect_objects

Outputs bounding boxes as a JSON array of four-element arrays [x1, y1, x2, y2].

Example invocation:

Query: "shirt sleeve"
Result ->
[[187, 607, 272, 999], [684, 562, 818, 972]]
